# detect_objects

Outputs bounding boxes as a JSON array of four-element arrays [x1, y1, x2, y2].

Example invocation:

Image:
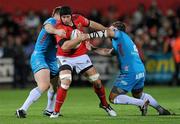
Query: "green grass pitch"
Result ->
[[0, 87, 180, 124]]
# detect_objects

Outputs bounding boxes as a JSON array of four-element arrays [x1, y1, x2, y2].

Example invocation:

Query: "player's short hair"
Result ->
[[52, 6, 61, 16], [60, 6, 72, 16], [111, 21, 126, 32]]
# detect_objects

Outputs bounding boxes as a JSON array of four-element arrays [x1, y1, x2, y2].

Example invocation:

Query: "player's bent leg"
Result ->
[[131, 88, 150, 116], [110, 86, 149, 116], [83, 67, 117, 117], [50, 68, 72, 118], [16, 69, 51, 118], [132, 88, 171, 115]]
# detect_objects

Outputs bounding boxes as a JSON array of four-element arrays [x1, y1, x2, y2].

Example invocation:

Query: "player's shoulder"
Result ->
[[45, 17, 56, 22], [72, 14, 84, 20], [44, 17, 56, 25]]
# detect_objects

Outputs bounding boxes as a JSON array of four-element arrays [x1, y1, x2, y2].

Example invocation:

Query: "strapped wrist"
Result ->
[[89, 30, 107, 39]]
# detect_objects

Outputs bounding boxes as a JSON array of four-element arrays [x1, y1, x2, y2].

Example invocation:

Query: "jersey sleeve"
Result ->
[[78, 15, 90, 27], [43, 18, 56, 26]]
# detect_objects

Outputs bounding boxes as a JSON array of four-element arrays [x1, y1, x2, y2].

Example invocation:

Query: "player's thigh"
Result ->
[[48, 60, 60, 90], [131, 77, 145, 98], [83, 66, 97, 77], [48, 60, 60, 77], [34, 68, 51, 92], [113, 74, 136, 93], [132, 74, 145, 91]]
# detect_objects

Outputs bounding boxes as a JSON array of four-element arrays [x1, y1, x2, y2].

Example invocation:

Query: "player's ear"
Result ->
[[111, 21, 126, 32]]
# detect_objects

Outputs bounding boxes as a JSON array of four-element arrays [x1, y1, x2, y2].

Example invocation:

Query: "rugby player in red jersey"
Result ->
[[50, 6, 117, 118]]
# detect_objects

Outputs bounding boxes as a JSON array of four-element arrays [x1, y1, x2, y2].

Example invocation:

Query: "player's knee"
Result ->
[[59, 74, 72, 90], [59, 74, 72, 81], [87, 73, 100, 83], [132, 88, 143, 98], [37, 82, 50, 92], [132, 91, 142, 98]]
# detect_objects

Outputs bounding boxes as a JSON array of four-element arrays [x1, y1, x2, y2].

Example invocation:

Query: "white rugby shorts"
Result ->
[[57, 54, 93, 74]]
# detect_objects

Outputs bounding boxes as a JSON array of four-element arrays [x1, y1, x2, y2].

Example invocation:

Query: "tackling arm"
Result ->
[[61, 38, 82, 51], [60, 33, 89, 51], [44, 23, 66, 36], [94, 48, 115, 56], [88, 29, 115, 39], [89, 20, 107, 30]]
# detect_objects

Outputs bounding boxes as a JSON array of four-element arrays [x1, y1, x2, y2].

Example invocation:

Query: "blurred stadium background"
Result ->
[[0, 0, 179, 88], [0, 0, 180, 124]]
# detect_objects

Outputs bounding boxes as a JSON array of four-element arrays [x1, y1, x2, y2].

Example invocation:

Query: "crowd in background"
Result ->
[[0, 1, 179, 88]]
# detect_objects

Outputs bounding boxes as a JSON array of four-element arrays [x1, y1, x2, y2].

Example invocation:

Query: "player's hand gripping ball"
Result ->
[[70, 29, 82, 48]]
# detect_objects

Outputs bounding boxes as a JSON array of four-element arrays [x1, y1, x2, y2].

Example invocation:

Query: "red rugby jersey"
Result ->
[[55, 14, 90, 57]]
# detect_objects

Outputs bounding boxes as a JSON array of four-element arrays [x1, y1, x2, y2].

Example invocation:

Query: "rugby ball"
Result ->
[[70, 29, 82, 48]]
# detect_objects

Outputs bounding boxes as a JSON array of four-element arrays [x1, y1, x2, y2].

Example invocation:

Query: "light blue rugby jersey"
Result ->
[[112, 30, 145, 74], [33, 17, 57, 61]]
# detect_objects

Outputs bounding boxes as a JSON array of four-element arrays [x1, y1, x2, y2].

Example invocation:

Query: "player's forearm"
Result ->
[[94, 48, 112, 56], [61, 38, 81, 51], [44, 24, 58, 34], [88, 29, 115, 39], [89, 21, 107, 30]]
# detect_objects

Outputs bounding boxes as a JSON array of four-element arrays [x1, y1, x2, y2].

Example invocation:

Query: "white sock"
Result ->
[[45, 89, 56, 112], [140, 93, 159, 109], [20, 87, 42, 111], [114, 94, 144, 107]]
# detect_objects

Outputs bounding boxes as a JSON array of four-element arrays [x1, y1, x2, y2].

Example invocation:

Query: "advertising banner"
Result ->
[[0, 58, 14, 83]]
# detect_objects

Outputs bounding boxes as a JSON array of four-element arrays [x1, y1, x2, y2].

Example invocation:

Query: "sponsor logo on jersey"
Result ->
[[135, 72, 144, 79], [120, 80, 128, 85]]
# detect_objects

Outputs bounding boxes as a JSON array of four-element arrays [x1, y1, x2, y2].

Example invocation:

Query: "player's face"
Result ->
[[61, 15, 72, 25]]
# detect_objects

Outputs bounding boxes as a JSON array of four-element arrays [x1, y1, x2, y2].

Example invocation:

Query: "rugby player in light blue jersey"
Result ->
[[88, 21, 171, 116], [16, 7, 66, 118]]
